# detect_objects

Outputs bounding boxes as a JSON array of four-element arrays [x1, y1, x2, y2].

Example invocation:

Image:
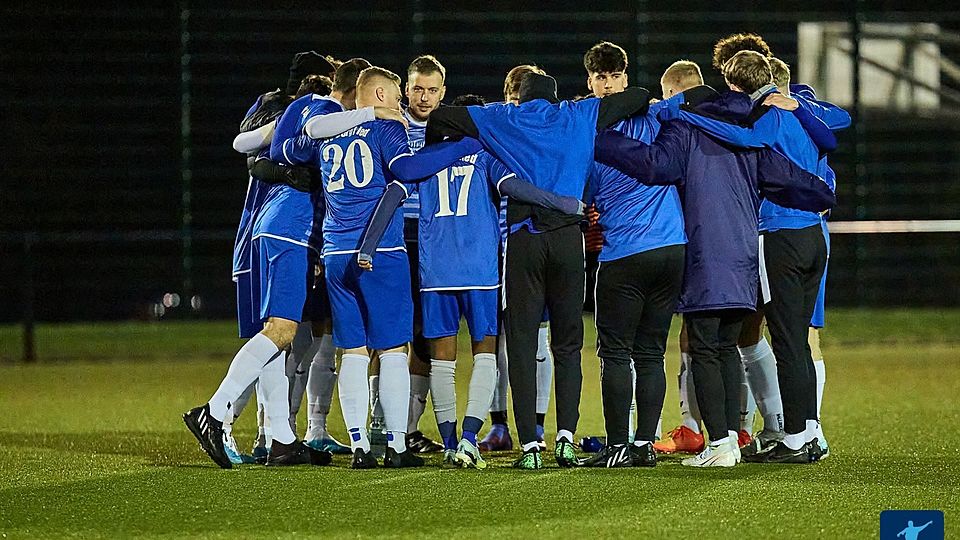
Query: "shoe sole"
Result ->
[[681, 454, 737, 467], [182, 413, 232, 469], [454, 451, 487, 470]]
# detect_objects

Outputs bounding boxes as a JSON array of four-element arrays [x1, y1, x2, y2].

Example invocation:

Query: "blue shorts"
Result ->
[[243, 236, 309, 334], [325, 250, 413, 350], [422, 289, 499, 341], [810, 220, 830, 329], [235, 272, 261, 339]]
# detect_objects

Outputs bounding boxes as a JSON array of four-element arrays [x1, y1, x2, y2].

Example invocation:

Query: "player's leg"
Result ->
[[504, 228, 549, 468], [421, 291, 461, 462], [285, 322, 313, 434], [453, 289, 499, 469], [655, 321, 706, 454], [405, 243, 443, 453], [738, 360, 757, 447], [304, 317, 349, 453], [363, 250, 422, 468], [738, 307, 785, 455], [543, 225, 587, 467], [479, 332, 513, 451], [534, 320, 553, 448], [809, 219, 829, 457]]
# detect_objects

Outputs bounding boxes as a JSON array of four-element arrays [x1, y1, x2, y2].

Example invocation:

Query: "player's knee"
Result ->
[[261, 318, 299, 349]]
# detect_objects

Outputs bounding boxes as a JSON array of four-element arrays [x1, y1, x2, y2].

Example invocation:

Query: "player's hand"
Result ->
[[375, 107, 409, 129], [763, 93, 799, 111], [358, 253, 373, 271], [648, 97, 660, 104]]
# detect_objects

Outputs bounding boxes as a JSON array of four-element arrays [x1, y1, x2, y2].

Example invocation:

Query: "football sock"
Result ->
[[628, 362, 638, 443], [814, 358, 826, 420], [739, 338, 784, 434], [306, 334, 337, 439], [286, 324, 313, 432], [465, 353, 496, 445], [339, 353, 371, 452], [260, 350, 296, 445], [208, 333, 280, 422], [491, 337, 509, 414], [740, 361, 757, 432], [679, 352, 702, 433], [522, 441, 540, 452], [710, 435, 731, 447], [255, 399, 267, 448], [381, 352, 411, 452], [805, 419, 819, 443], [369, 375, 383, 425], [783, 431, 806, 450], [535, 329, 553, 415], [430, 359, 458, 449], [232, 381, 256, 420], [556, 429, 573, 443], [407, 373, 430, 433]]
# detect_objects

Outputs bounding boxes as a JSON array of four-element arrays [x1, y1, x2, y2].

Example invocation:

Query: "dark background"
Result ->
[[3, 1, 959, 323]]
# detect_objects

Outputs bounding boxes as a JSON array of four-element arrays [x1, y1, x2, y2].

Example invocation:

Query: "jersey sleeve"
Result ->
[[305, 107, 376, 139], [670, 107, 778, 149], [268, 99, 305, 163], [795, 95, 852, 130]]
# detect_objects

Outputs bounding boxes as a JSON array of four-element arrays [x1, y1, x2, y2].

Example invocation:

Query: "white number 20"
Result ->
[[435, 165, 475, 217], [324, 139, 374, 192]]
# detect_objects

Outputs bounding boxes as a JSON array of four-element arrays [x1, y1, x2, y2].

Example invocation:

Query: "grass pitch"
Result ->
[[1, 309, 958, 538]]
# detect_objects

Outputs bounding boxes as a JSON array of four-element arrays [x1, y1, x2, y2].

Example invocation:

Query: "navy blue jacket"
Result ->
[[594, 88, 836, 313]]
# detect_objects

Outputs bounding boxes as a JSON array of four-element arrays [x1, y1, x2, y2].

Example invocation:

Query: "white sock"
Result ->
[[814, 358, 825, 420], [339, 353, 371, 452], [430, 360, 457, 425], [522, 441, 540, 452], [783, 431, 806, 450], [556, 429, 574, 443], [490, 337, 509, 413], [407, 373, 430, 433], [679, 352, 702, 433], [208, 333, 280, 422], [628, 362, 637, 443], [381, 352, 411, 452], [655, 416, 662, 440], [710, 435, 731, 447], [466, 353, 497, 421], [285, 323, 313, 433], [739, 338, 784, 434], [369, 375, 383, 425], [805, 419, 819, 444], [255, 398, 267, 448], [740, 361, 757, 432], [231, 381, 256, 420], [306, 334, 337, 439], [535, 327, 552, 415], [260, 351, 296, 444]]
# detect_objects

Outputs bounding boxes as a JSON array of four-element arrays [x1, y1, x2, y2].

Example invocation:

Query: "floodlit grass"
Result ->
[[1, 310, 958, 538]]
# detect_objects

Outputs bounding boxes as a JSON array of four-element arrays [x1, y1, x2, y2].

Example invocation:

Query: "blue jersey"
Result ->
[[402, 108, 426, 220], [418, 150, 511, 291], [319, 119, 413, 256], [265, 94, 344, 249], [468, 98, 601, 199], [589, 102, 686, 262], [233, 96, 272, 276]]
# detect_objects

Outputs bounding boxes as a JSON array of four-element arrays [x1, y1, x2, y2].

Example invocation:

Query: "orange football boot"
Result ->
[[653, 425, 705, 454]]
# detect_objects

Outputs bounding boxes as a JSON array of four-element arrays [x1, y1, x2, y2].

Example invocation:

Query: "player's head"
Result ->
[[452, 94, 485, 107], [503, 64, 546, 104], [660, 60, 703, 98], [769, 57, 791, 94], [295, 74, 333, 99], [518, 72, 559, 104], [286, 51, 337, 95], [712, 32, 772, 72], [405, 55, 447, 122], [723, 50, 773, 94], [356, 66, 403, 110], [331, 58, 372, 110], [583, 41, 629, 97]]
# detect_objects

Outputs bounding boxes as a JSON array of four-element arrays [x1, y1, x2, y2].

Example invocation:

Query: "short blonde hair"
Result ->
[[357, 66, 402, 91], [723, 50, 773, 94], [769, 57, 791, 90], [661, 60, 704, 92]]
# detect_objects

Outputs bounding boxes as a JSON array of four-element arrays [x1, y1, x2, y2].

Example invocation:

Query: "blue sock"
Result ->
[[536, 424, 545, 441], [438, 421, 458, 450], [462, 416, 484, 446]]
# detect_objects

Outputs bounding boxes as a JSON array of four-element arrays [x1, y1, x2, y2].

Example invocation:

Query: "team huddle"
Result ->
[[182, 32, 845, 470]]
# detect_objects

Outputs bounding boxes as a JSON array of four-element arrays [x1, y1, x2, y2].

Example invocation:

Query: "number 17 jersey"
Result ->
[[417, 150, 511, 291]]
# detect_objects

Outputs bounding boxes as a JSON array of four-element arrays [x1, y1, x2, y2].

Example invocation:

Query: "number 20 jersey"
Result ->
[[319, 119, 412, 257], [417, 150, 510, 291]]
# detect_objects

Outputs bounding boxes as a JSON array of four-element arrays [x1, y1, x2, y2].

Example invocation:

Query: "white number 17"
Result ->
[[434, 165, 475, 217]]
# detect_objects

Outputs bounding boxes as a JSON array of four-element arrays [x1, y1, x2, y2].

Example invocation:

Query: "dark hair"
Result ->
[[503, 64, 545, 101], [452, 94, 485, 106], [295, 75, 333, 98], [331, 58, 372, 94], [583, 41, 628, 74], [407, 54, 446, 82], [723, 50, 773, 94], [712, 33, 772, 71]]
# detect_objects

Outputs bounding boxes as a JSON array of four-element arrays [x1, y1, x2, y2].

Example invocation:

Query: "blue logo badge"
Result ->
[[880, 510, 944, 540]]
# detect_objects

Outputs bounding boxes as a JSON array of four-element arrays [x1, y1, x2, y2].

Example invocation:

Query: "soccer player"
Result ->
[[593, 59, 836, 467], [480, 63, 556, 453], [426, 70, 652, 469], [285, 65, 483, 468], [181, 54, 347, 469], [657, 51, 837, 462], [358, 92, 584, 468]]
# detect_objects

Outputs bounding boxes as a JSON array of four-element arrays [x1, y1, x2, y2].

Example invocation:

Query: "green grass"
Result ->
[[1, 310, 958, 538]]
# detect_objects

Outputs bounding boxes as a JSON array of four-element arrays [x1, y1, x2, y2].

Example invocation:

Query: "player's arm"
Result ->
[[269, 99, 307, 163], [424, 106, 480, 145], [356, 181, 409, 270], [248, 157, 316, 192], [756, 149, 836, 212], [388, 137, 482, 181], [304, 107, 409, 139], [762, 94, 837, 153], [790, 87, 852, 130], [233, 121, 276, 154], [593, 123, 689, 186], [494, 171, 584, 215], [595, 87, 651, 129]]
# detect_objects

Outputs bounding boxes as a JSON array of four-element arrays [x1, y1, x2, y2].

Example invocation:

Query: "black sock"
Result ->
[[491, 411, 508, 426], [536, 413, 546, 428]]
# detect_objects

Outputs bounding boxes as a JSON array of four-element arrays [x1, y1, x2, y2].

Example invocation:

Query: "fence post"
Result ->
[[180, 0, 194, 308], [22, 233, 36, 363]]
